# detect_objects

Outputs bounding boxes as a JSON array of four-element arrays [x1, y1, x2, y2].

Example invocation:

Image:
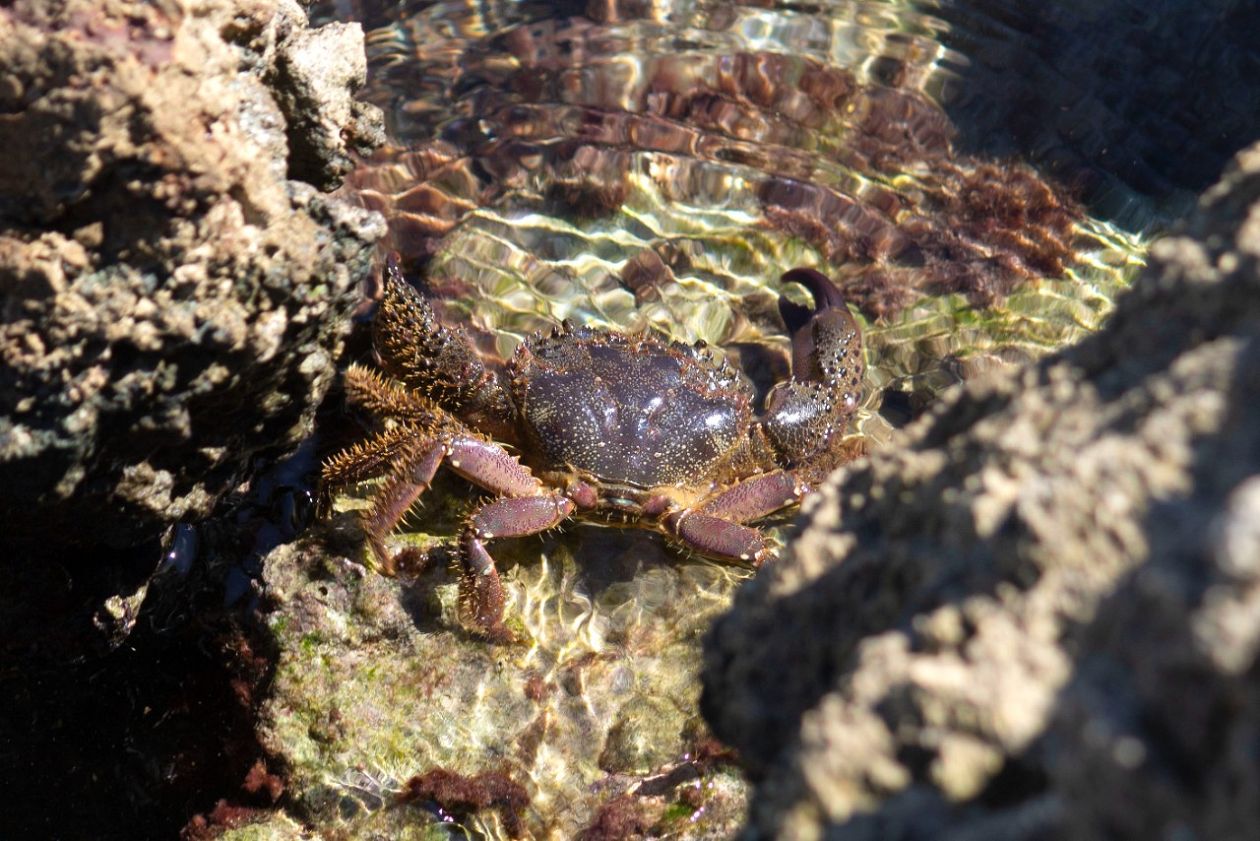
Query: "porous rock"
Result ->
[[702, 140, 1260, 839], [0, 0, 385, 556]]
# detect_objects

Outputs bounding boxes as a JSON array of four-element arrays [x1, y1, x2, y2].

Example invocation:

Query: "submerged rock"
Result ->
[[256, 524, 749, 838], [701, 140, 1260, 839]]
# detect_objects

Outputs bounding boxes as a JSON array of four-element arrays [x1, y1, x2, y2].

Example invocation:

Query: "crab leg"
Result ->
[[698, 470, 804, 523], [344, 363, 444, 422], [398, 434, 574, 638], [460, 494, 575, 638], [668, 511, 769, 565], [362, 440, 446, 573], [320, 423, 425, 516], [665, 470, 805, 566], [325, 379, 551, 576]]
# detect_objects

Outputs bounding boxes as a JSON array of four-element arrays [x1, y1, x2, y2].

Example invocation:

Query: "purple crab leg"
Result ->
[[350, 431, 541, 573], [362, 439, 446, 573], [665, 471, 805, 566], [443, 437, 541, 497], [460, 494, 575, 639], [392, 431, 572, 638], [667, 510, 769, 565], [697, 470, 804, 523]]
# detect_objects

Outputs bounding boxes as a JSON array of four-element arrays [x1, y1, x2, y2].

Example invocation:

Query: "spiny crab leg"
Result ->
[[342, 430, 525, 575], [362, 436, 447, 572], [414, 432, 572, 640], [665, 470, 805, 566], [320, 423, 426, 516]]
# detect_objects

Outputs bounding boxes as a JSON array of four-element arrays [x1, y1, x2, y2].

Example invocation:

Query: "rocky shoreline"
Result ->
[[1, 1, 382, 835], [3, 0, 1260, 838]]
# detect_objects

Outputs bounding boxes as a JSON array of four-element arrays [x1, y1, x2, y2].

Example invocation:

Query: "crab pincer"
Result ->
[[761, 267, 864, 477]]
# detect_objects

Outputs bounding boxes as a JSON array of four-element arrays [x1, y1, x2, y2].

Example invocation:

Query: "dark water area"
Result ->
[[0, 460, 313, 839], [5, 0, 1260, 838], [2, 606, 274, 840], [927, 0, 1260, 227]]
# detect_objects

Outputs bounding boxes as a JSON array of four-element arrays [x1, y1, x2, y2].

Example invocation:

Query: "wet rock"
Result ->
[[256, 525, 749, 838], [702, 140, 1260, 838], [0, 0, 385, 558], [599, 693, 685, 774]]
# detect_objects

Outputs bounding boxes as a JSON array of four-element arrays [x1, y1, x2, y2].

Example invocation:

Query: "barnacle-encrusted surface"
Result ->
[[0, 0, 384, 557]]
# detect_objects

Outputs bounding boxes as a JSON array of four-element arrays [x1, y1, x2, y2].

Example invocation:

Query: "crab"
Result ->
[[321, 259, 864, 639]]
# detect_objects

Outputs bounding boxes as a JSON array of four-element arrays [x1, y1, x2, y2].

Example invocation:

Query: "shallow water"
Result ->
[[293, 1, 1188, 837], [323, 0, 1152, 439]]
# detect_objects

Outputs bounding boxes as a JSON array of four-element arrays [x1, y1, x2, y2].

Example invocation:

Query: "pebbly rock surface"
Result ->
[[0, 1, 385, 836], [0, 0, 384, 559], [702, 140, 1260, 839]]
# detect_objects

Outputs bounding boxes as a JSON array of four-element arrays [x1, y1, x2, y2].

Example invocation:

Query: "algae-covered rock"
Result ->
[[599, 694, 686, 775], [257, 522, 749, 838], [701, 140, 1260, 839]]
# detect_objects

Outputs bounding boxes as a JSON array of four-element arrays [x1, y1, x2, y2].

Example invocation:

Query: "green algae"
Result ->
[[259, 527, 750, 838], [216, 816, 307, 841]]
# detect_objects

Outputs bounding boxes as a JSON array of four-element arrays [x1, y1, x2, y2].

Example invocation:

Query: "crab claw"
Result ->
[[762, 268, 864, 466], [373, 254, 511, 425]]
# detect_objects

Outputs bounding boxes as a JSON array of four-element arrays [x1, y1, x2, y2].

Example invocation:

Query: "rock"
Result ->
[[269, 5, 385, 189], [0, 0, 384, 559], [701, 140, 1260, 839], [255, 523, 749, 838], [0, 1, 386, 833], [599, 693, 686, 774]]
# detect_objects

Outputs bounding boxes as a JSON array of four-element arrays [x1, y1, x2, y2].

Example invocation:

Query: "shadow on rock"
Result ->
[[702, 141, 1260, 839]]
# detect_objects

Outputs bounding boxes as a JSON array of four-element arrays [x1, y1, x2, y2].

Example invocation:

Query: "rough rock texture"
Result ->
[[269, 9, 385, 188], [0, 0, 384, 556], [253, 519, 749, 839], [0, 1, 385, 836], [702, 140, 1260, 839]]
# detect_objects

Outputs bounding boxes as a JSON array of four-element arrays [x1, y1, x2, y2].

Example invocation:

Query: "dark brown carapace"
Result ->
[[322, 260, 863, 640]]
